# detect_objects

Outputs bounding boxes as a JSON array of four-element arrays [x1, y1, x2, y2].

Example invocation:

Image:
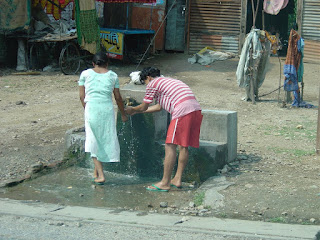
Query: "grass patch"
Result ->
[[204, 205, 212, 210], [218, 212, 227, 218], [268, 147, 315, 157], [301, 221, 313, 225], [194, 192, 205, 206], [268, 217, 286, 223], [259, 122, 317, 141]]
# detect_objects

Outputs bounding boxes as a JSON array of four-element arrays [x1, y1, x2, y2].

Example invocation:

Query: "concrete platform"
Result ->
[[64, 83, 238, 182]]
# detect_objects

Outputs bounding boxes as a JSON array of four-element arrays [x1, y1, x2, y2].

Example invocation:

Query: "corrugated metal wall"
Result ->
[[131, 5, 166, 51], [188, 0, 241, 54], [301, 0, 320, 63]]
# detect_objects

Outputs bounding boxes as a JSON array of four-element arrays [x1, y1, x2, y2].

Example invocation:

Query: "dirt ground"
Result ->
[[0, 52, 319, 225]]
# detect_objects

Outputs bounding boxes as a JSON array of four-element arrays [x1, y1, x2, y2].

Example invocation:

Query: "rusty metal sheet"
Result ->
[[301, 0, 320, 63], [302, 0, 320, 40], [131, 6, 166, 51], [188, 0, 241, 53], [303, 40, 320, 64], [189, 33, 239, 53]]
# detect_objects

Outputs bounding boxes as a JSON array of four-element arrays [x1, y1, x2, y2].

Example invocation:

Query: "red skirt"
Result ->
[[165, 110, 203, 148]]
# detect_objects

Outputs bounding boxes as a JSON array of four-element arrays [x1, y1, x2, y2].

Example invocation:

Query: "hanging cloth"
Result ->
[[32, 0, 74, 20], [236, 29, 268, 89], [263, 0, 288, 15], [75, 0, 101, 54], [283, 29, 303, 92], [0, 0, 31, 33]]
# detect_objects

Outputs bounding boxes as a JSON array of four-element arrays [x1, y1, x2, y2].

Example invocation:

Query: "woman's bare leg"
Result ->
[[93, 166, 98, 178], [147, 143, 177, 190], [93, 157, 105, 183], [171, 146, 188, 188]]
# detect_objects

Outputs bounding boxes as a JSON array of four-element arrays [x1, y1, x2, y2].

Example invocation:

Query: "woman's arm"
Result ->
[[144, 103, 162, 113], [79, 86, 86, 108], [125, 102, 149, 115], [113, 88, 128, 122], [125, 103, 161, 115]]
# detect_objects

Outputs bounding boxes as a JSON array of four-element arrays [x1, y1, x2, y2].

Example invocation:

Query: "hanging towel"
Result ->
[[75, 0, 100, 54], [283, 29, 303, 92], [263, 0, 288, 15]]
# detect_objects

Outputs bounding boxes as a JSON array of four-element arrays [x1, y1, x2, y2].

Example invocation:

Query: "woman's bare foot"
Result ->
[[146, 182, 170, 191], [94, 177, 105, 183], [93, 167, 98, 179], [170, 178, 182, 188]]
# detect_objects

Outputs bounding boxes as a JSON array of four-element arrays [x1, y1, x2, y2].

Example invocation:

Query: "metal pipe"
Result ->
[[262, 9, 265, 30], [316, 85, 320, 155], [149, 3, 154, 30], [126, 3, 129, 30]]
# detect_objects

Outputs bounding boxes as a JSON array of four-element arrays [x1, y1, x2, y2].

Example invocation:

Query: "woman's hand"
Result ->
[[121, 114, 128, 122], [125, 106, 135, 115]]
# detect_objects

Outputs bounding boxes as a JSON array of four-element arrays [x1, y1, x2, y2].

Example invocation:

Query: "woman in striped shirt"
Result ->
[[125, 67, 203, 192]]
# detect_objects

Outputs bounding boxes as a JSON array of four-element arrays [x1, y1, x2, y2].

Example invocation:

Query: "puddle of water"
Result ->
[[0, 100, 197, 211], [0, 166, 196, 211]]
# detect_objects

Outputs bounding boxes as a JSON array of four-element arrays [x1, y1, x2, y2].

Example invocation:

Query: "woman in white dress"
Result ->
[[79, 52, 128, 184]]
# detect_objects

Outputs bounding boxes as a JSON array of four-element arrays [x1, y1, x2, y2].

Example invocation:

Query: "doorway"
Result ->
[[165, 0, 187, 52], [246, 0, 296, 56]]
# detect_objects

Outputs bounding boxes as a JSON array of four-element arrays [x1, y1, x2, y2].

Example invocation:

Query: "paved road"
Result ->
[[0, 198, 319, 240]]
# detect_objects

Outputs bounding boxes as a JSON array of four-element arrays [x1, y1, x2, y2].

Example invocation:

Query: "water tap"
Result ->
[[125, 97, 133, 106]]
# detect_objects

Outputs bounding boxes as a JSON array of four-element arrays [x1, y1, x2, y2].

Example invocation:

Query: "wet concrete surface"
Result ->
[[0, 166, 196, 211]]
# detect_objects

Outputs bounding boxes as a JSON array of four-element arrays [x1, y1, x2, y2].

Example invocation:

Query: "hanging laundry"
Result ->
[[0, 0, 31, 32], [236, 29, 271, 101], [284, 29, 302, 92], [75, 0, 101, 54], [284, 29, 306, 107], [263, 0, 288, 15], [32, 0, 74, 20]]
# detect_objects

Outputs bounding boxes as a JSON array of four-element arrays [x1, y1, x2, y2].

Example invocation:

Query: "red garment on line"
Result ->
[[263, 0, 288, 15]]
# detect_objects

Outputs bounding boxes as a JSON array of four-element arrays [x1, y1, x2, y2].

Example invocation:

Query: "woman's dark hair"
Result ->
[[139, 67, 161, 84], [92, 52, 109, 67]]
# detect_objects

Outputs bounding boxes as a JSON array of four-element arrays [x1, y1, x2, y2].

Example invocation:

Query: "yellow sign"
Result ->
[[100, 31, 124, 59]]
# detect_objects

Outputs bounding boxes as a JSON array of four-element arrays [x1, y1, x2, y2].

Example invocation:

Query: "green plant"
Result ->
[[301, 221, 312, 225], [204, 205, 212, 210], [194, 192, 205, 206], [218, 212, 227, 218], [268, 217, 285, 223]]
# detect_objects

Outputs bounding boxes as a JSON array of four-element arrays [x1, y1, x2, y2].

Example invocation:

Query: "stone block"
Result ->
[[120, 83, 146, 103], [181, 140, 228, 183], [200, 110, 237, 162]]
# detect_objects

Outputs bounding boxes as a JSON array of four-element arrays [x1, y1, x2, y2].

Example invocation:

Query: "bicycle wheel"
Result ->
[[29, 43, 48, 70], [59, 42, 81, 75]]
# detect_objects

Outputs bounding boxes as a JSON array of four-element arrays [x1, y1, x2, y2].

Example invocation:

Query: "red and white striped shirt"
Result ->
[[143, 77, 201, 119]]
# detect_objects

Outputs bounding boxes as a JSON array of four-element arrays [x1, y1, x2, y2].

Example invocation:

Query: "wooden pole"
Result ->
[[316, 86, 320, 155], [251, 0, 256, 28], [249, 39, 255, 104], [262, 9, 265, 30]]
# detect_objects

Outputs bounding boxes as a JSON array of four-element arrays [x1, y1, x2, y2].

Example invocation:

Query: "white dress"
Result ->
[[78, 69, 120, 162]]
